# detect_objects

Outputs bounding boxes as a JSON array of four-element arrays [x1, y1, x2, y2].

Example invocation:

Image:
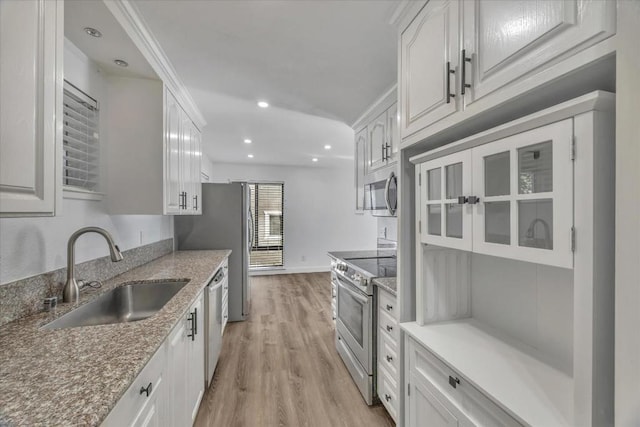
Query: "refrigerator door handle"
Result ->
[[248, 211, 254, 252]]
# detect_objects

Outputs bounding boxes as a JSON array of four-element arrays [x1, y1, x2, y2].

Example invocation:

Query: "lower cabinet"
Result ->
[[406, 336, 521, 427], [103, 290, 205, 427], [377, 287, 399, 423]]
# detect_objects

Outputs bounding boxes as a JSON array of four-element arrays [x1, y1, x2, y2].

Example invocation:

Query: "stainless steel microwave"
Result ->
[[365, 172, 397, 217]]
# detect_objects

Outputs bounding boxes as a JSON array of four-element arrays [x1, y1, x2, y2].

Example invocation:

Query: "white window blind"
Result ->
[[63, 81, 99, 192], [248, 183, 284, 268]]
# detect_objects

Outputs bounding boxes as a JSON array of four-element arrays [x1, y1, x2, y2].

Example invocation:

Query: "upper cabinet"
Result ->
[[0, 0, 62, 217], [352, 86, 398, 212], [354, 128, 367, 212], [462, 0, 616, 107], [399, 0, 616, 143], [400, 0, 460, 137]]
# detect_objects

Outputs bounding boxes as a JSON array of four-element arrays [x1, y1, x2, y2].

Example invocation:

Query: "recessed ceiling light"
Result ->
[[324, 145, 332, 150], [257, 101, 269, 108], [312, 158, 318, 162], [84, 27, 102, 38], [244, 139, 252, 144], [114, 59, 129, 67], [248, 154, 254, 158]]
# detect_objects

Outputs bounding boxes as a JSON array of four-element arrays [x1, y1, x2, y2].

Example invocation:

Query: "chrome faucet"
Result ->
[[525, 218, 552, 249], [63, 227, 124, 303]]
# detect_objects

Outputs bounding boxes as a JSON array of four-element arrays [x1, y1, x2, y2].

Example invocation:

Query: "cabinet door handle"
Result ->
[[461, 49, 472, 95], [384, 143, 391, 162], [449, 376, 460, 389], [193, 307, 198, 335], [446, 61, 456, 104], [386, 355, 393, 362], [384, 394, 391, 402], [386, 304, 393, 311], [386, 325, 393, 332], [457, 196, 468, 205], [187, 311, 195, 340], [381, 144, 386, 162], [468, 196, 480, 204], [139, 382, 152, 397], [193, 195, 198, 210]]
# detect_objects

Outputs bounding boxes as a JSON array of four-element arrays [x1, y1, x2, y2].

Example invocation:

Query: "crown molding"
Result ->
[[351, 84, 398, 131], [103, 0, 207, 129]]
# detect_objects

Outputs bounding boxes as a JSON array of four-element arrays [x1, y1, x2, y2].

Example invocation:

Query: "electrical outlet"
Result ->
[[301, 255, 306, 262]]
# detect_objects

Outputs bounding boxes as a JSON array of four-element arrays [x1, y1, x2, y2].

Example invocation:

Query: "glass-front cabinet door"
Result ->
[[420, 150, 472, 251], [472, 119, 574, 268]]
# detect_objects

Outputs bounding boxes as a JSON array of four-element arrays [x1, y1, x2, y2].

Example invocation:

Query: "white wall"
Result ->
[[209, 162, 378, 273], [0, 40, 172, 285]]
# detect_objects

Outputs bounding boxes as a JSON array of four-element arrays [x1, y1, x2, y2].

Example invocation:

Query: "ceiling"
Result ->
[[133, 0, 399, 167]]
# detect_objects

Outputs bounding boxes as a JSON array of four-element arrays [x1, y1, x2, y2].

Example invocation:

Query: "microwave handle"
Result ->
[[385, 172, 396, 215]]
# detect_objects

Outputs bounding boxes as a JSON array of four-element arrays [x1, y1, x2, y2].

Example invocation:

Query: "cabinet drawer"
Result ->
[[409, 337, 521, 427], [378, 309, 399, 342], [103, 343, 166, 426], [378, 326, 398, 379], [378, 365, 398, 423], [378, 288, 397, 319]]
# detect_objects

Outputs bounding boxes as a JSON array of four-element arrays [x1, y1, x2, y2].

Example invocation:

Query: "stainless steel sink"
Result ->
[[42, 281, 189, 330]]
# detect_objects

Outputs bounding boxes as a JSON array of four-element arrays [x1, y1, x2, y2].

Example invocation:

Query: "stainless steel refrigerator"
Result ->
[[174, 182, 252, 321]]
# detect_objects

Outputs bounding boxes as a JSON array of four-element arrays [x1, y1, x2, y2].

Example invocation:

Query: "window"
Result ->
[[248, 183, 284, 268], [62, 80, 100, 196]]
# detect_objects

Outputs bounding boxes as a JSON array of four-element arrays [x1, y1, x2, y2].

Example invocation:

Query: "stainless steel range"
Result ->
[[328, 249, 396, 405]]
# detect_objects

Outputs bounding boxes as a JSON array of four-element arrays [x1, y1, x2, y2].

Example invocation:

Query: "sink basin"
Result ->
[[42, 280, 189, 330]]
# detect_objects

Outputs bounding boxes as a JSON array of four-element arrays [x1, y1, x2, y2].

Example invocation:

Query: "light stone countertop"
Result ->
[[0, 250, 231, 427], [373, 277, 397, 296]]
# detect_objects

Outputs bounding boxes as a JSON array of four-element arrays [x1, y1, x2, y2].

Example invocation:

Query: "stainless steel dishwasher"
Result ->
[[205, 267, 225, 387]]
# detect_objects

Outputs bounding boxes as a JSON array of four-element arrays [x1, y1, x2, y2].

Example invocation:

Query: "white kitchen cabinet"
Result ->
[[0, 0, 62, 217], [377, 287, 399, 423], [367, 103, 399, 175], [405, 333, 521, 427], [102, 342, 166, 427], [400, 0, 459, 139], [398, 0, 615, 143], [408, 92, 616, 426], [186, 292, 205, 423], [164, 88, 183, 214], [419, 150, 473, 252], [416, 118, 573, 268], [106, 82, 201, 215], [354, 128, 367, 211], [221, 259, 229, 333], [461, 0, 616, 107], [165, 290, 205, 426]]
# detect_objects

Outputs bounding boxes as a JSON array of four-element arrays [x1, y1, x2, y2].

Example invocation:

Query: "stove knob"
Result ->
[[338, 263, 348, 272]]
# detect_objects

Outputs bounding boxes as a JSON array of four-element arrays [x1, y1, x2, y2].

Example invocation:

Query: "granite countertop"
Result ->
[[0, 250, 231, 427], [373, 277, 397, 296]]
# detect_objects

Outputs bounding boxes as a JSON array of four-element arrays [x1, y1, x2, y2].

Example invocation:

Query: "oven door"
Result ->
[[335, 274, 373, 373]]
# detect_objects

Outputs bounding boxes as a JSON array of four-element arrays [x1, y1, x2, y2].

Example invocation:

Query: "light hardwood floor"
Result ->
[[195, 272, 394, 427]]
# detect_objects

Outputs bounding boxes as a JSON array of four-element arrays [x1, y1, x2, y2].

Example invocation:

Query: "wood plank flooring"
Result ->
[[195, 272, 394, 427]]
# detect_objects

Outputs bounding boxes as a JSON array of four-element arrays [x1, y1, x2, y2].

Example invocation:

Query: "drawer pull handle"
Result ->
[[386, 304, 393, 311], [386, 355, 393, 362], [140, 382, 152, 397], [449, 376, 460, 389], [386, 325, 393, 332], [384, 394, 391, 402]]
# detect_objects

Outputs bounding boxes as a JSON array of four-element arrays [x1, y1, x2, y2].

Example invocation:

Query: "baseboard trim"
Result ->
[[250, 266, 331, 276]]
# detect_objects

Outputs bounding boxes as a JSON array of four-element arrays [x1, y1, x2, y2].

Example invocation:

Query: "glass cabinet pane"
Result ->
[[518, 199, 553, 249], [485, 202, 510, 244], [485, 152, 510, 196], [427, 205, 441, 236], [518, 142, 553, 194], [446, 162, 463, 199], [427, 168, 441, 200], [446, 204, 462, 238]]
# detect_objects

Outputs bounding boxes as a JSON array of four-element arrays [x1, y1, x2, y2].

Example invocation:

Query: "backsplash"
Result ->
[[0, 238, 173, 327]]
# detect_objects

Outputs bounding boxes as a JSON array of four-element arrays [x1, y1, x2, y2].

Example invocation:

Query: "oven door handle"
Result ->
[[337, 280, 369, 304]]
